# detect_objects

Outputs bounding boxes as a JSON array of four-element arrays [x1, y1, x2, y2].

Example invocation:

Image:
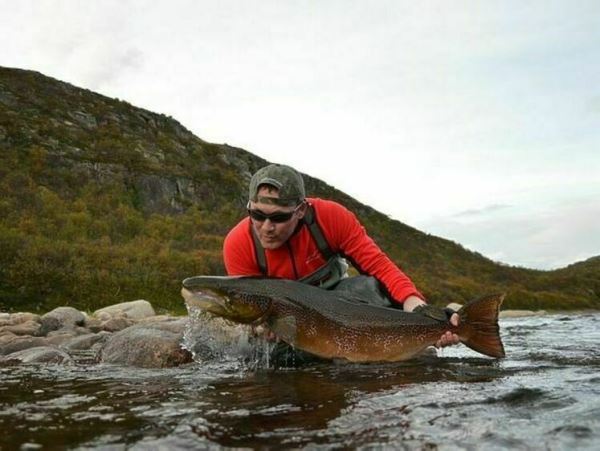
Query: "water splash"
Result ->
[[182, 304, 275, 370]]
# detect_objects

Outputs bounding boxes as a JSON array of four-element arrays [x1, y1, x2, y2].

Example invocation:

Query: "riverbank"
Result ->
[[0, 300, 193, 367]]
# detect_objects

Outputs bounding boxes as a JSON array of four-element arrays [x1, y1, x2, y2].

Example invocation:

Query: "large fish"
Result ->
[[181, 276, 505, 362]]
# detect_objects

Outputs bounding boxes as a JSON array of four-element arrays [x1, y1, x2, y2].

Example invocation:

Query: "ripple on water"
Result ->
[[483, 386, 546, 405]]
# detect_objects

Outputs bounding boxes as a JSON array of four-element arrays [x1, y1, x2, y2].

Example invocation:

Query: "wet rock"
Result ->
[[84, 317, 103, 333], [62, 332, 110, 351], [47, 326, 93, 337], [137, 314, 174, 324], [93, 300, 155, 321], [2, 320, 42, 336], [136, 317, 188, 334], [0, 336, 48, 355], [101, 317, 134, 332], [1, 346, 74, 364], [0, 331, 17, 345], [95, 311, 113, 322], [0, 312, 41, 327], [46, 333, 78, 346], [10, 312, 41, 324], [39, 307, 86, 335], [99, 321, 192, 368]]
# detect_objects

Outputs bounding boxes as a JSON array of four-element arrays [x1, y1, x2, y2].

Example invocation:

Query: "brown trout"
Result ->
[[181, 276, 505, 362]]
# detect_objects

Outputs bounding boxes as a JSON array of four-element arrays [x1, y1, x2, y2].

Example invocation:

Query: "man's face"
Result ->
[[248, 186, 306, 250]]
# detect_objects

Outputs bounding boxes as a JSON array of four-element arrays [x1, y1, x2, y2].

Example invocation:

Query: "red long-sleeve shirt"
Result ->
[[223, 198, 424, 304]]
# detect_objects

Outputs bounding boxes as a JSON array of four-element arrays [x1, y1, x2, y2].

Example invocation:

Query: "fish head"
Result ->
[[181, 276, 272, 324]]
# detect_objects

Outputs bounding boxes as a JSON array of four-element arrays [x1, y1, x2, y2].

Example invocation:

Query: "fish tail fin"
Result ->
[[457, 293, 506, 358]]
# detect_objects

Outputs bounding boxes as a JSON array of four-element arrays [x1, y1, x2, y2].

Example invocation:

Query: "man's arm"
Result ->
[[223, 219, 262, 276], [315, 199, 423, 304]]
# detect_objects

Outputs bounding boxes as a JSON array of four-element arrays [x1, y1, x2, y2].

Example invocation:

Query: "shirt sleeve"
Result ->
[[223, 219, 262, 276], [316, 200, 425, 305]]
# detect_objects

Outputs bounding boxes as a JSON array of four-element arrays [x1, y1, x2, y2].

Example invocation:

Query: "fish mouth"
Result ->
[[181, 287, 229, 316]]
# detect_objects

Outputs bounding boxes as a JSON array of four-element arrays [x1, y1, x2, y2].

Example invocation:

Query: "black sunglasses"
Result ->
[[247, 204, 302, 223]]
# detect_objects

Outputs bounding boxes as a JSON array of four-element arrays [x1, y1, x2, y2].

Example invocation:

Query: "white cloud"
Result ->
[[418, 193, 600, 269]]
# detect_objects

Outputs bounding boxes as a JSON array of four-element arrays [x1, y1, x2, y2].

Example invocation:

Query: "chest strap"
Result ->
[[303, 205, 335, 260], [250, 204, 334, 275]]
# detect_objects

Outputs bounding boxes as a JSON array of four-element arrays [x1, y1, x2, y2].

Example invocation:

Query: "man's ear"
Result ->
[[296, 202, 308, 219]]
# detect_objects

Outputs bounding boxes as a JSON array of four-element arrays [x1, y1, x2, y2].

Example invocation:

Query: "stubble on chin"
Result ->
[[261, 239, 281, 250]]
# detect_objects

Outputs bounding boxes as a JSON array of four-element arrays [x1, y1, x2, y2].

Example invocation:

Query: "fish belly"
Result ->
[[295, 323, 442, 362]]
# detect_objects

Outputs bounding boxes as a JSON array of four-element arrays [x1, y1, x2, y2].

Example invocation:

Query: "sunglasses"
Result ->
[[247, 204, 302, 223]]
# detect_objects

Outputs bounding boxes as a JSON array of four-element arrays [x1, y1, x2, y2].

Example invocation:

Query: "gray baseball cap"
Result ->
[[248, 164, 306, 207]]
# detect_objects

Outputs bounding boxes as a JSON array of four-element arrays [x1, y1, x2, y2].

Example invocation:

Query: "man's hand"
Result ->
[[434, 314, 460, 348], [403, 296, 460, 349]]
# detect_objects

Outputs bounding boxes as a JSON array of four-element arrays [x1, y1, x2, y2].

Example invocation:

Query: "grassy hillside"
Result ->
[[1, 66, 598, 313]]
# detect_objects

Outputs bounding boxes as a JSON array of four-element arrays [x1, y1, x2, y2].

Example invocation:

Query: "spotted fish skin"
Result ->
[[181, 276, 505, 362]]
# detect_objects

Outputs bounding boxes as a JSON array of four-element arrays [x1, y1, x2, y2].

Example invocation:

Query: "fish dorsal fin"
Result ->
[[269, 315, 298, 346]]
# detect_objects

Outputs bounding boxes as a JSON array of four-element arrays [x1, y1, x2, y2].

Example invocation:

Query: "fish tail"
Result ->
[[457, 293, 506, 358]]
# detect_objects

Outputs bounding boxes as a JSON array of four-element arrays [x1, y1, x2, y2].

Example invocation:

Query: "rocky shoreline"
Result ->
[[1, 302, 553, 368], [0, 301, 193, 368]]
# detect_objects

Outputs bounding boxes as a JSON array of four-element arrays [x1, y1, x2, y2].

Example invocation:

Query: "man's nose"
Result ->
[[262, 219, 276, 230]]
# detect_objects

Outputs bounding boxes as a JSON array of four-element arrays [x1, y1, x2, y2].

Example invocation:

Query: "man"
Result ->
[[223, 164, 459, 350]]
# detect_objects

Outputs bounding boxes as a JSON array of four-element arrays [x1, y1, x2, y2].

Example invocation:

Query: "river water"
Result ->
[[1, 312, 599, 450]]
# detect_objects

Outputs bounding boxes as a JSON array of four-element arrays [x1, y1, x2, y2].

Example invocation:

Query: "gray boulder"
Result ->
[[101, 317, 134, 332], [39, 307, 86, 335], [93, 300, 155, 321], [10, 312, 41, 323], [2, 320, 42, 336], [98, 320, 192, 368], [0, 331, 17, 345], [46, 332, 79, 346], [136, 317, 189, 334], [0, 336, 48, 355], [1, 346, 74, 364], [0, 312, 41, 327], [62, 332, 110, 351], [84, 317, 103, 333]]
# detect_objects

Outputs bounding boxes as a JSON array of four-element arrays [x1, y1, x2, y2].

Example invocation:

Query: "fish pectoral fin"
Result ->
[[269, 315, 297, 345]]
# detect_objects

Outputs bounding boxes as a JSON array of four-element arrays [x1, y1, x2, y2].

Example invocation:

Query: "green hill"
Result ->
[[1, 66, 598, 313]]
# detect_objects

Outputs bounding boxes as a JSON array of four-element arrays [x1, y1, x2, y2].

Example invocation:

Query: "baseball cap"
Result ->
[[248, 164, 306, 207]]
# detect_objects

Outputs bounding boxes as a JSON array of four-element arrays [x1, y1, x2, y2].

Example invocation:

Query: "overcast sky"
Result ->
[[2, 0, 599, 270]]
